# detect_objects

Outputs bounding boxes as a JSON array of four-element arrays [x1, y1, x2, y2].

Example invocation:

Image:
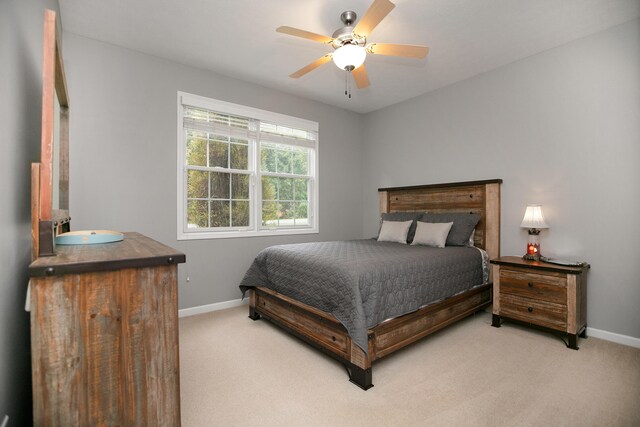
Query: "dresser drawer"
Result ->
[[500, 294, 567, 331], [500, 268, 567, 305]]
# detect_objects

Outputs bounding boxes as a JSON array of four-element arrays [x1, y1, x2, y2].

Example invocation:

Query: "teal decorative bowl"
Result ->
[[55, 230, 124, 245]]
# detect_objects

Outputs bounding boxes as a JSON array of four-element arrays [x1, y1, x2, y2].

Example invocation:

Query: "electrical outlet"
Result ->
[[1, 415, 9, 427]]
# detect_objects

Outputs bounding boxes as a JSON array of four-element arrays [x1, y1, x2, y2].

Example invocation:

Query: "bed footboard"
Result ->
[[250, 286, 375, 389], [249, 284, 491, 390]]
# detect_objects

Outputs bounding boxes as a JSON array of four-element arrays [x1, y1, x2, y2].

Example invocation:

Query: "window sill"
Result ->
[[177, 227, 319, 240]]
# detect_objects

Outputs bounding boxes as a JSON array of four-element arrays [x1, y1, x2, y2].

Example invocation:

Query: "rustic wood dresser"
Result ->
[[28, 232, 185, 426]]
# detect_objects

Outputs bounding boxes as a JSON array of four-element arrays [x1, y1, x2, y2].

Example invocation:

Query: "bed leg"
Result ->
[[348, 364, 373, 390], [248, 290, 261, 320], [248, 306, 261, 321], [492, 314, 501, 328]]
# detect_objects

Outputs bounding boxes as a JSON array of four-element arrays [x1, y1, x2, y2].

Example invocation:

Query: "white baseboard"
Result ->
[[178, 298, 248, 318], [178, 299, 640, 349], [587, 327, 640, 349]]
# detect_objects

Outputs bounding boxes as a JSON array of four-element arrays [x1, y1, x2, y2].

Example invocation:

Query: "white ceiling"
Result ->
[[59, 0, 639, 114]]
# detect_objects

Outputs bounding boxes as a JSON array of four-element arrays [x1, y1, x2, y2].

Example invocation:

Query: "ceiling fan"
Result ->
[[276, 0, 429, 97]]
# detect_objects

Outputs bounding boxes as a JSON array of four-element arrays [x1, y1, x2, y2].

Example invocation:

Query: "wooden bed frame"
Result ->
[[248, 179, 502, 389]]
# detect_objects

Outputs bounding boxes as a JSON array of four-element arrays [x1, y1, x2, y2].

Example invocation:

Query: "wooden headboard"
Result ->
[[378, 179, 502, 261]]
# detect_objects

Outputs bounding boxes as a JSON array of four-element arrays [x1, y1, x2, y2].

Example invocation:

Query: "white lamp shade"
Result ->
[[520, 205, 548, 229], [332, 44, 366, 70]]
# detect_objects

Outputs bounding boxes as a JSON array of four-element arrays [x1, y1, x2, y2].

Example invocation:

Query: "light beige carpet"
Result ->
[[179, 306, 640, 426]]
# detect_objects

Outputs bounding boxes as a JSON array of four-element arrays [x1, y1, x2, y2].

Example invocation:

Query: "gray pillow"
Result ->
[[379, 212, 423, 244], [419, 213, 481, 246]]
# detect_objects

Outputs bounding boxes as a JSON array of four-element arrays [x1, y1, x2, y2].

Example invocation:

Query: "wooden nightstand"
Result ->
[[490, 256, 590, 349]]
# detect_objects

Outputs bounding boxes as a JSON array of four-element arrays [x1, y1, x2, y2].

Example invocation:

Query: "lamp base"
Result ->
[[523, 253, 541, 261], [524, 229, 542, 261]]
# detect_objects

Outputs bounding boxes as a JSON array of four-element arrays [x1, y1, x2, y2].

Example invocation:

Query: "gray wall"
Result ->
[[362, 20, 640, 339], [63, 33, 365, 309], [0, 0, 60, 424]]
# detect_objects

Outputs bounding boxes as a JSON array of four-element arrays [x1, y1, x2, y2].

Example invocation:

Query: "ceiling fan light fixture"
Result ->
[[277, 0, 428, 92], [332, 44, 366, 70]]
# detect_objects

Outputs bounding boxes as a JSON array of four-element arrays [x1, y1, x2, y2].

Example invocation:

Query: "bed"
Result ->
[[240, 179, 501, 389]]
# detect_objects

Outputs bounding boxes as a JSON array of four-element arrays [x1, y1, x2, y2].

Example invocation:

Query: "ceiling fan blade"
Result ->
[[353, 0, 396, 38], [289, 54, 333, 79], [367, 43, 429, 58], [352, 64, 370, 89], [276, 26, 334, 44]]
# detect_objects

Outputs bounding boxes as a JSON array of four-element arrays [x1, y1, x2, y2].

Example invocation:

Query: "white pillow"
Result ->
[[377, 220, 413, 244], [467, 229, 476, 247], [411, 221, 454, 248]]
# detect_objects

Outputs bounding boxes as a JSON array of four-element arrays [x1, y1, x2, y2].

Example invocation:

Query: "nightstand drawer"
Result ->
[[499, 268, 567, 305], [500, 294, 567, 331]]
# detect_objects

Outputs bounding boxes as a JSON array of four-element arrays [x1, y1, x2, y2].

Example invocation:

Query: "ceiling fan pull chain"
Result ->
[[344, 69, 352, 99], [345, 69, 348, 96]]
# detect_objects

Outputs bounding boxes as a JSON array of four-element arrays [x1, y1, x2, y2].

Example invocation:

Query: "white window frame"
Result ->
[[177, 92, 319, 240]]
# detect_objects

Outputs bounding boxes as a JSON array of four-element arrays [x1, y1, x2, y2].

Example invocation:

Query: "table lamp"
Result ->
[[520, 204, 548, 261]]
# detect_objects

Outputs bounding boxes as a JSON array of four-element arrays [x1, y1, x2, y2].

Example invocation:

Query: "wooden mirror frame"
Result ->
[[32, 9, 70, 259]]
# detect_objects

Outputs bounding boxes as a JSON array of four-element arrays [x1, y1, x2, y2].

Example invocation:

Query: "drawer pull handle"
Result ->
[[528, 282, 534, 288], [527, 307, 534, 313]]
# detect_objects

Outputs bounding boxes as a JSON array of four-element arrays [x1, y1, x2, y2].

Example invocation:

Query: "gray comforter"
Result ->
[[239, 239, 488, 353]]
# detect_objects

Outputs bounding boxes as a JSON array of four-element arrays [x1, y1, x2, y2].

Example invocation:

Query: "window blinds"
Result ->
[[260, 122, 316, 149], [182, 106, 317, 149], [183, 107, 257, 140]]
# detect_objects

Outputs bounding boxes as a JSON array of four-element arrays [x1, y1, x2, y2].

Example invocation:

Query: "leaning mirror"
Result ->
[[32, 9, 70, 259]]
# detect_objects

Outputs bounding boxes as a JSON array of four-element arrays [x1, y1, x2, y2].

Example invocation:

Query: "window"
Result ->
[[177, 92, 319, 239]]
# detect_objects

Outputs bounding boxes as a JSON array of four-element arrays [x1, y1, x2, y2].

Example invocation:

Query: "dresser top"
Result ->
[[29, 232, 185, 277], [490, 256, 589, 274]]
